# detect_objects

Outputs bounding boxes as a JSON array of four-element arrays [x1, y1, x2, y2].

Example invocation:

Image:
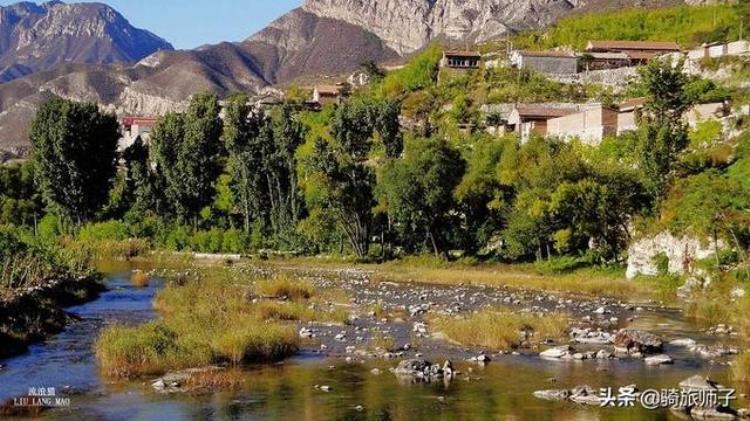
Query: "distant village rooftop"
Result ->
[[121, 116, 159, 127], [513, 106, 578, 119], [586, 40, 681, 52], [518, 50, 576, 58], [444, 50, 482, 58]]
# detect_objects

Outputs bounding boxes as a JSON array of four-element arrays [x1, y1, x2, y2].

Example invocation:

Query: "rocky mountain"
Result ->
[[0, 1, 173, 83], [301, 0, 576, 55]]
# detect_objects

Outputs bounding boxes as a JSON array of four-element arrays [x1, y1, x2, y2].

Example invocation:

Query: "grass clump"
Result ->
[[211, 322, 298, 365], [96, 269, 356, 379], [255, 300, 315, 321], [95, 322, 184, 378], [256, 276, 314, 301], [369, 332, 397, 352], [733, 352, 750, 383], [433, 309, 569, 351], [130, 271, 150, 288]]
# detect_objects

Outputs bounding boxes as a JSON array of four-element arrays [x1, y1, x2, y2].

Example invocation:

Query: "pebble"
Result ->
[[669, 338, 696, 347], [644, 354, 674, 366]]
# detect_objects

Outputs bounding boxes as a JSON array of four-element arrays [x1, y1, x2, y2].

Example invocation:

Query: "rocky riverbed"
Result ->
[[2, 262, 749, 419], [234, 266, 744, 369]]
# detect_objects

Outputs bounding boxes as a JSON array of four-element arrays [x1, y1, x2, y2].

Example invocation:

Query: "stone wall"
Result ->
[[521, 55, 578, 75]]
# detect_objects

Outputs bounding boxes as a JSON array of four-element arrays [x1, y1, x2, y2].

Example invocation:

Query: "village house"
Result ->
[[688, 40, 750, 60], [616, 97, 646, 134], [312, 85, 345, 106], [118, 116, 159, 151], [579, 51, 632, 71], [546, 103, 619, 145], [440, 50, 481, 70], [510, 50, 579, 75], [250, 90, 284, 110], [585, 40, 681, 64], [507, 106, 578, 143], [542, 97, 730, 145]]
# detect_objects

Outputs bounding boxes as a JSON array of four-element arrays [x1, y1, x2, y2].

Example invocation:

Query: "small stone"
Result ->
[[371, 368, 381, 375], [533, 389, 570, 401], [355, 405, 364, 412], [669, 338, 697, 347], [731, 288, 746, 299], [645, 354, 674, 366], [596, 349, 614, 360], [540, 345, 573, 359]]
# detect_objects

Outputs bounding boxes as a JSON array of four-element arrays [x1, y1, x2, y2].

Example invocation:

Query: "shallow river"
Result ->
[[0, 262, 747, 420]]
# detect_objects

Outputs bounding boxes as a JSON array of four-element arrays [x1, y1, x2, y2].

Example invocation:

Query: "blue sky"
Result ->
[[0, 0, 301, 49]]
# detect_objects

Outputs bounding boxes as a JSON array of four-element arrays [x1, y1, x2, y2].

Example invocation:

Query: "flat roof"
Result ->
[[514, 106, 578, 119], [121, 116, 159, 126], [444, 50, 481, 58], [315, 85, 341, 95], [618, 97, 647, 111], [586, 40, 681, 51], [519, 50, 577, 58]]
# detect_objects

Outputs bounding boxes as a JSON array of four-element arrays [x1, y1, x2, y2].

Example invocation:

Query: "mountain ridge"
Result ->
[[0, 1, 173, 82]]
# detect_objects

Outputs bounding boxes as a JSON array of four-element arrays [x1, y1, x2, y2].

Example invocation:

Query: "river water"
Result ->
[[0, 262, 747, 420]]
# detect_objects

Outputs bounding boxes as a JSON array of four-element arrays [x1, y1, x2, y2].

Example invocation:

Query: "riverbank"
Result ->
[[0, 276, 105, 359], [242, 255, 673, 303]]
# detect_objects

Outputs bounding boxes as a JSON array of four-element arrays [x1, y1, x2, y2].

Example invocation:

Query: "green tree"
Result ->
[[152, 93, 223, 223], [123, 137, 160, 217], [0, 161, 42, 227], [301, 99, 391, 258], [222, 93, 263, 234], [378, 138, 465, 256], [663, 171, 750, 269], [30, 98, 119, 224], [635, 59, 692, 204]]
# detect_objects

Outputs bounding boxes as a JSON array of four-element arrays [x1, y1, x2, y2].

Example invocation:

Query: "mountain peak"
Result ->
[[0, 1, 173, 82]]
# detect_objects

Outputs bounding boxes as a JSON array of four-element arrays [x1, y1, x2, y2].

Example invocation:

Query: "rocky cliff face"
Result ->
[[0, 1, 173, 82], [302, 0, 576, 54], [626, 232, 723, 280]]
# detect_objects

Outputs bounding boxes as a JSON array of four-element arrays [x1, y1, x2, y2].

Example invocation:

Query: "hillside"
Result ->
[[0, 1, 730, 160]]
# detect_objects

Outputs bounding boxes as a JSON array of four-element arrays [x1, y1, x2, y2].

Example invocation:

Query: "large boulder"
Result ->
[[679, 375, 720, 391], [614, 330, 663, 354], [393, 359, 454, 383]]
